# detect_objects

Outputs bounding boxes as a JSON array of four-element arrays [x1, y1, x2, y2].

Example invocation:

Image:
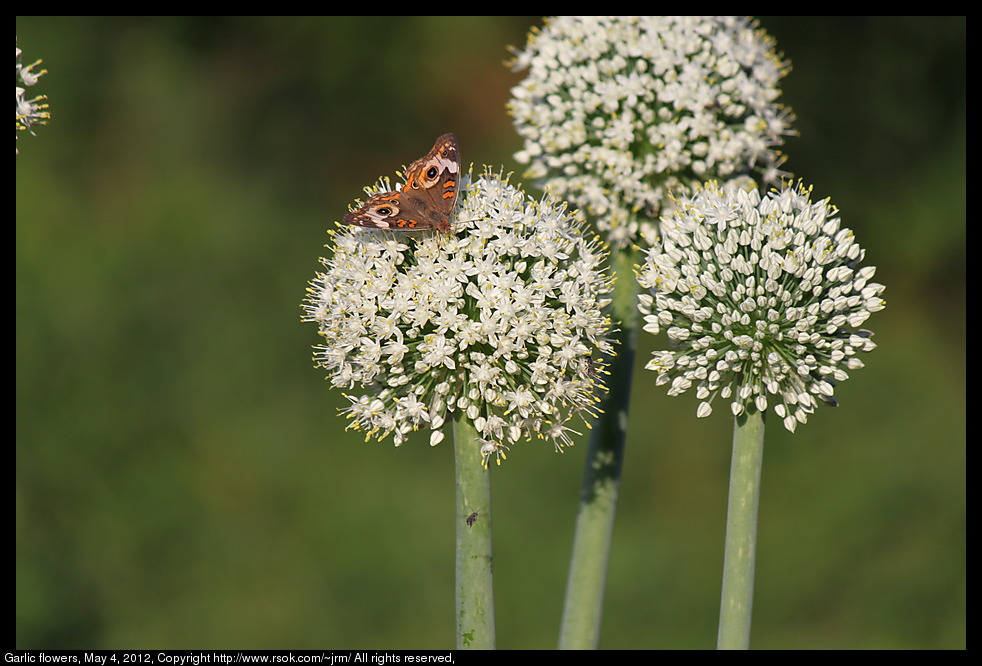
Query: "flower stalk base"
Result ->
[[717, 409, 765, 649], [454, 415, 496, 649]]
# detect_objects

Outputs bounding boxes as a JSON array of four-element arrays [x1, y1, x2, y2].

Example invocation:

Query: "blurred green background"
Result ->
[[16, 17, 964, 649]]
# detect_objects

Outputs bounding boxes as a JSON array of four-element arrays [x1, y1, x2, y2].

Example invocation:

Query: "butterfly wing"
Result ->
[[342, 190, 417, 229], [401, 133, 460, 226]]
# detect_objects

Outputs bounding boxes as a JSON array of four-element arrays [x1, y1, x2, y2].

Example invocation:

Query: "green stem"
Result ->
[[717, 409, 766, 650], [559, 248, 640, 649], [453, 414, 496, 649]]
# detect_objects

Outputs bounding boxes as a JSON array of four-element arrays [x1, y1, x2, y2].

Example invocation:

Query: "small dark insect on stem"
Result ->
[[466, 512, 479, 527]]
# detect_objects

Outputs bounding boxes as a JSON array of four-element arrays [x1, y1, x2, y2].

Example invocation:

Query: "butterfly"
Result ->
[[343, 133, 460, 232]]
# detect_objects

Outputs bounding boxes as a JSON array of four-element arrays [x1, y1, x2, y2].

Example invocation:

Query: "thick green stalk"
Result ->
[[717, 409, 766, 650], [559, 248, 640, 649], [453, 414, 496, 649]]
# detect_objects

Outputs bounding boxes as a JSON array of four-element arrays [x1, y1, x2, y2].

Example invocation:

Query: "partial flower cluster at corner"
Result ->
[[16, 40, 50, 153], [636, 181, 885, 432], [303, 167, 616, 465]]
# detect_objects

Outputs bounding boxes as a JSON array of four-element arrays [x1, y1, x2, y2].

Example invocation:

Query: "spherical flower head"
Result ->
[[16, 40, 50, 153], [303, 167, 615, 466], [637, 181, 886, 432], [509, 16, 794, 248]]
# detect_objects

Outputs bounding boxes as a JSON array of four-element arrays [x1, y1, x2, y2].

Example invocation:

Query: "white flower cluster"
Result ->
[[16, 41, 49, 152], [509, 16, 794, 248], [304, 168, 615, 465], [637, 182, 885, 432]]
